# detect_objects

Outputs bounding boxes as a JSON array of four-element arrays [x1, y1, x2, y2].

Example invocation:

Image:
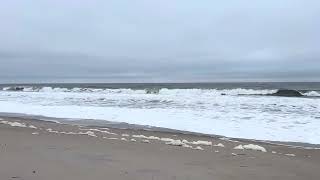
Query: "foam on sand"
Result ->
[[182, 144, 193, 148], [165, 140, 185, 146], [160, 137, 175, 142], [129, 135, 208, 150], [0, 121, 39, 129], [29, 125, 37, 129], [233, 145, 245, 150], [142, 140, 150, 143], [9, 122, 27, 127], [194, 146, 204, 151], [0, 121, 27, 128], [182, 139, 190, 144], [285, 154, 296, 157], [146, 136, 161, 140], [46, 128, 59, 133], [214, 143, 225, 147], [46, 129, 98, 138], [132, 135, 148, 139], [132, 134, 160, 140], [233, 144, 267, 152], [243, 144, 267, 152], [79, 128, 117, 135], [190, 140, 212, 146], [62, 131, 73, 134], [79, 131, 97, 137]]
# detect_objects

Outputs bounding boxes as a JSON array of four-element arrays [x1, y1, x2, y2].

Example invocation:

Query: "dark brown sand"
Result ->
[[0, 117, 319, 180]]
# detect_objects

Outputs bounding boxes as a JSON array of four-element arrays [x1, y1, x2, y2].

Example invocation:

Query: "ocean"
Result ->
[[0, 82, 319, 144]]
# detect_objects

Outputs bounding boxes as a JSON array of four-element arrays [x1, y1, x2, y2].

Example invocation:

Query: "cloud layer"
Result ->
[[0, 0, 319, 82]]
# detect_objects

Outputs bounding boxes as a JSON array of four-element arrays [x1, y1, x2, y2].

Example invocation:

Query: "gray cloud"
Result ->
[[0, 0, 319, 83]]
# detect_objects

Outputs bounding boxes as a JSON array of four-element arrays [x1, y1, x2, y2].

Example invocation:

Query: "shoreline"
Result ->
[[1, 116, 320, 179], [1, 113, 319, 149]]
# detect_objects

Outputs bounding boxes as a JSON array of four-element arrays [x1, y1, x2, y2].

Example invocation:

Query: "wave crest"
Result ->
[[1, 86, 319, 97]]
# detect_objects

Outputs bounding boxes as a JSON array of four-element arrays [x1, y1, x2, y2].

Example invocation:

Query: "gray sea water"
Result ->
[[0, 82, 319, 145], [1, 82, 320, 91]]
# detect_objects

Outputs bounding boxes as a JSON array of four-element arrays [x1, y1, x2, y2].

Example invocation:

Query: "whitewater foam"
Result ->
[[2, 86, 278, 95], [0, 87, 319, 144], [303, 91, 320, 97]]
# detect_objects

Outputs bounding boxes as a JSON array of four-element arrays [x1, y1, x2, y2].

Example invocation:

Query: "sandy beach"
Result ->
[[1, 0, 320, 179], [0, 117, 319, 180]]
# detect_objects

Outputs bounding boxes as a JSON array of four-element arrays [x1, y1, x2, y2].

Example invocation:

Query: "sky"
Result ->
[[0, 0, 319, 83]]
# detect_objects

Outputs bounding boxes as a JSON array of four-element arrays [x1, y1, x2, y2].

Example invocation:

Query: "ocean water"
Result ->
[[0, 82, 320, 144]]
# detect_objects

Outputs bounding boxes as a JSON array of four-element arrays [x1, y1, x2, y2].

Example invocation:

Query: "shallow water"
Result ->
[[0, 83, 319, 144]]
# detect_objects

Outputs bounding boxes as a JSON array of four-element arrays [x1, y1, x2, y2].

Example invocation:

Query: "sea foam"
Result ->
[[0, 87, 319, 144]]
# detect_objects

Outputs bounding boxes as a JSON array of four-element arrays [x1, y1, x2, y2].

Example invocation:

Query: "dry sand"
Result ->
[[0, 117, 319, 180]]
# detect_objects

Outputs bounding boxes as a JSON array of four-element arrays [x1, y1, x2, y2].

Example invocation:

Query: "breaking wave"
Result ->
[[1, 86, 319, 97], [0, 84, 320, 144]]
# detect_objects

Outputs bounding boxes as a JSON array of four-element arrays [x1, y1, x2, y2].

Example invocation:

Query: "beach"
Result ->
[[1, 0, 320, 179], [1, 117, 319, 180]]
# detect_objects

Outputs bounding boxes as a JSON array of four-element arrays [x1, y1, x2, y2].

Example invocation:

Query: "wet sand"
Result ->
[[0, 117, 319, 180]]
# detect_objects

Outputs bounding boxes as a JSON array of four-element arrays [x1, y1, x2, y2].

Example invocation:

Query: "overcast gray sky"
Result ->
[[0, 0, 319, 83]]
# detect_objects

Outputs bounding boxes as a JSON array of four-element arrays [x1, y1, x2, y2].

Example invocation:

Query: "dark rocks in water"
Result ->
[[271, 89, 303, 97], [7, 87, 24, 91], [145, 88, 160, 94], [15, 87, 24, 91], [221, 93, 226, 96]]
